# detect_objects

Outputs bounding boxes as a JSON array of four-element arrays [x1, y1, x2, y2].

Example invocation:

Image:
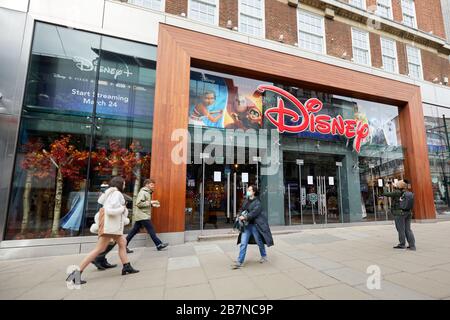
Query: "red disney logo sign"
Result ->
[[257, 85, 370, 153]]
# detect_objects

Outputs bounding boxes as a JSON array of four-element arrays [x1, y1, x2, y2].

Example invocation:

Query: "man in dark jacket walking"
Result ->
[[232, 185, 274, 269], [383, 180, 416, 250]]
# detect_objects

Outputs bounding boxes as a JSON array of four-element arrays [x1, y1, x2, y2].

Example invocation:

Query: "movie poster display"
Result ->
[[188, 69, 402, 153], [25, 49, 155, 120], [189, 70, 263, 130]]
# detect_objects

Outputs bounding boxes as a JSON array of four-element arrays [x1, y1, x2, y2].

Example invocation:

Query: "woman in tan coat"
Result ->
[[66, 176, 139, 285]]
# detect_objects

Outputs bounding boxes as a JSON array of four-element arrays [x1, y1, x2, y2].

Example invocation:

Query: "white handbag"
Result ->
[[90, 211, 100, 234]]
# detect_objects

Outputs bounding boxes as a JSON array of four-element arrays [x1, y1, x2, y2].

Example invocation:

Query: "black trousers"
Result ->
[[126, 220, 162, 247]]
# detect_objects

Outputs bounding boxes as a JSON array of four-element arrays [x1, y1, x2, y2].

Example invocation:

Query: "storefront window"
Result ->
[[186, 68, 270, 230], [5, 22, 156, 240], [272, 86, 404, 224], [423, 103, 450, 215], [185, 67, 405, 230]]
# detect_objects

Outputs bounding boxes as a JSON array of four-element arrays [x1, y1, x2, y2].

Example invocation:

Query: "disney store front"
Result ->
[[184, 67, 405, 231], [151, 24, 434, 237], [1, 23, 435, 249]]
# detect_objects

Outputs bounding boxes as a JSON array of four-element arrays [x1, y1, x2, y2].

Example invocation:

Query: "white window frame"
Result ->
[[238, 0, 266, 38], [296, 9, 326, 54], [406, 45, 423, 79], [401, 0, 417, 29], [380, 37, 398, 73], [127, 0, 165, 11], [349, 0, 366, 10], [188, 0, 219, 26], [351, 28, 371, 66], [376, 0, 393, 19]]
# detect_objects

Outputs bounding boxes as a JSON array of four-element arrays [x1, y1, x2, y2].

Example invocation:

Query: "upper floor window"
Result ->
[[380, 37, 398, 73], [297, 10, 325, 54], [406, 46, 423, 79], [128, 0, 165, 11], [351, 28, 371, 66], [349, 0, 366, 10], [188, 0, 219, 25], [239, 0, 265, 37], [377, 0, 393, 19], [401, 0, 417, 28]]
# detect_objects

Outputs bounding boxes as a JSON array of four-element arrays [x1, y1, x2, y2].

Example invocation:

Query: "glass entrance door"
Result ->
[[284, 152, 343, 225], [185, 148, 258, 231]]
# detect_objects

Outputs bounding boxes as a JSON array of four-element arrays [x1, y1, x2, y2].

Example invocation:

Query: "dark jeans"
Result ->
[[394, 212, 416, 248], [126, 219, 162, 247], [238, 223, 266, 264]]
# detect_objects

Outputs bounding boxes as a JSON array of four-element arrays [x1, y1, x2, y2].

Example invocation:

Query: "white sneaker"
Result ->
[[231, 262, 243, 269], [259, 257, 268, 264]]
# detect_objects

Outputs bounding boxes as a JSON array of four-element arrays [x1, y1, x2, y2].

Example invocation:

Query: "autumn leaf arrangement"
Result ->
[[16, 135, 150, 239]]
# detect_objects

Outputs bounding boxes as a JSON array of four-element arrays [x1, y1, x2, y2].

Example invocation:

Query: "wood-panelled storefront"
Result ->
[[150, 24, 435, 233]]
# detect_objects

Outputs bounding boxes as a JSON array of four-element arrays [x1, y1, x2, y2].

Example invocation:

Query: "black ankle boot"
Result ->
[[92, 259, 106, 271], [122, 262, 139, 275], [92, 242, 116, 270], [101, 260, 117, 269], [66, 270, 87, 285]]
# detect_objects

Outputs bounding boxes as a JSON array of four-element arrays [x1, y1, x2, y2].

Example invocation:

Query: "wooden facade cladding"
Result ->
[[150, 23, 436, 232]]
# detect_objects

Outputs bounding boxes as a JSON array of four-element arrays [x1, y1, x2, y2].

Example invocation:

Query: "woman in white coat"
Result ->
[[66, 176, 139, 285]]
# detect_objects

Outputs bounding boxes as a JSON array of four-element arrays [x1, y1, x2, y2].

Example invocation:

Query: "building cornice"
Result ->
[[300, 0, 450, 55]]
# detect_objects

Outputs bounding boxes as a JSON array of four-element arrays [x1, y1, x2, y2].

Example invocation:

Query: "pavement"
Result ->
[[2, 221, 450, 300]]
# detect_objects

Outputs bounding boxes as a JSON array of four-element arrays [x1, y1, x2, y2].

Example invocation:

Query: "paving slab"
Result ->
[[311, 284, 374, 300], [384, 272, 450, 299], [209, 275, 265, 300]]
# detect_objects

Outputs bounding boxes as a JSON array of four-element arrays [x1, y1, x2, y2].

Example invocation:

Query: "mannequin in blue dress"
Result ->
[[60, 181, 86, 233]]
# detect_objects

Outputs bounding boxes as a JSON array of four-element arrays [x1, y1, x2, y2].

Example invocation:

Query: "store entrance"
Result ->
[[283, 152, 344, 225], [185, 149, 259, 231]]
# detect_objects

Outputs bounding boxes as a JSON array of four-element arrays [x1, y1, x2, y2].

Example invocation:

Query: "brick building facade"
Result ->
[[161, 0, 450, 86]]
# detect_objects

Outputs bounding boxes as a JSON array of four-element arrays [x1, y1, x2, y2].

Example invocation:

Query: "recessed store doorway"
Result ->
[[283, 152, 344, 225], [185, 146, 259, 231]]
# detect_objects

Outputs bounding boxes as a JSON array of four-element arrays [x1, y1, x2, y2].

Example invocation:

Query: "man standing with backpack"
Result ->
[[382, 180, 416, 251]]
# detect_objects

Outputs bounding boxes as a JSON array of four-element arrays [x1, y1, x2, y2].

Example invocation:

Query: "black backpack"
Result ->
[[399, 191, 414, 211]]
